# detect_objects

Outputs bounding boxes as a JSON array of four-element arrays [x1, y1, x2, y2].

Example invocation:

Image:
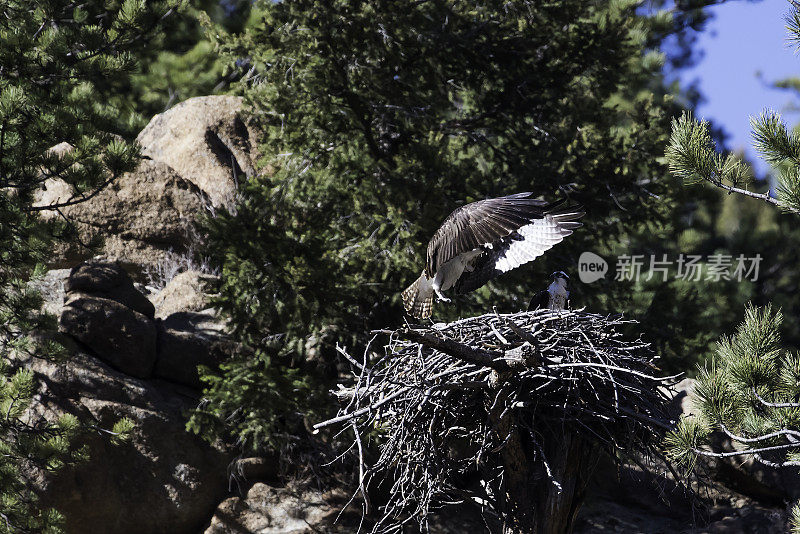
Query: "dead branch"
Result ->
[[317, 309, 677, 533]]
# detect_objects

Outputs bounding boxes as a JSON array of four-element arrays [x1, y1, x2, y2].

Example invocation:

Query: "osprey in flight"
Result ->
[[528, 271, 571, 311], [402, 193, 583, 319]]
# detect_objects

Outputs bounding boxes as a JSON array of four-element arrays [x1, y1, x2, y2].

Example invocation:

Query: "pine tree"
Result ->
[[664, 4, 800, 531], [0, 1, 178, 530], [121, 0, 255, 121], [188, 0, 730, 455]]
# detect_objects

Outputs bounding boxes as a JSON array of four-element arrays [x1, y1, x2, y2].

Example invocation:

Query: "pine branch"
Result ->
[[666, 112, 785, 209], [704, 179, 779, 206], [776, 165, 800, 214], [691, 442, 800, 459], [788, 3, 800, 51], [751, 111, 800, 165], [751, 387, 800, 408]]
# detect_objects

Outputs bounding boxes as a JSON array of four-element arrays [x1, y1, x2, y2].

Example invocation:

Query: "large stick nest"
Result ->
[[316, 309, 677, 532]]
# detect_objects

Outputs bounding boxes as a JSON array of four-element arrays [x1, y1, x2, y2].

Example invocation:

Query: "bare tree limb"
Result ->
[[320, 309, 675, 533]]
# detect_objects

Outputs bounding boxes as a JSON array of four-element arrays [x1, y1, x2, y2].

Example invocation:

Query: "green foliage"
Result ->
[[791, 500, 800, 534], [788, 3, 800, 52], [668, 0, 800, 216], [669, 107, 800, 213], [751, 111, 800, 165], [188, 352, 318, 452], [0, 362, 80, 533], [666, 111, 752, 189], [663, 12, 800, 477], [666, 304, 800, 469], [665, 104, 800, 472], [121, 0, 254, 122], [664, 415, 710, 470], [191, 0, 729, 453], [0, 0, 178, 530], [110, 417, 135, 445]]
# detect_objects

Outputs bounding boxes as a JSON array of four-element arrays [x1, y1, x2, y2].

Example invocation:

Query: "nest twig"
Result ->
[[315, 309, 678, 532]]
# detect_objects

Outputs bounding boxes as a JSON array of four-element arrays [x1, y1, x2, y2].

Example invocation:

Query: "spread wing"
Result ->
[[453, 205, 584, 295], [425, 192, 550, 277]]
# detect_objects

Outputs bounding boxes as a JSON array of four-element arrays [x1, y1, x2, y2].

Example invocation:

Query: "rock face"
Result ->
[[150, 271, 231, 388], [66, 261, 155, 318], [575, 495, 787, 534], [27, 258, 236, 534], [670, 377, 696, 419], [150, 270, 218, 319], [36, 159, 209, 271], [60, 295, 157, 379], [57, 260, 231, 389], [155, 311, 232, 389], [23, 96, 269, 534], [137, 95, 262, 209], [35, 96, 263, 270], [25, 350, 230, 534], [203, 483, 359, 534], [59, 261, 157, 378], [29, 268, 71, 316]]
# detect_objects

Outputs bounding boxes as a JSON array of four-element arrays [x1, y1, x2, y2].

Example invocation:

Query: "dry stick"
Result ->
[[314, 388, 409, 431], [329, 310, 673, 533], [548, 361, 666, 381], [337, 342, 365, 371], [315, 365, 473, 430], [751, 387, 800, 409], [392, 328, 526, 372], [719, 421, 800, 444], [752, 452, 800, 468], [617, 406, 673, 431], [707, 177, 781, 207], [692, 442, 800, 458], [352, 421, 371, 514], [503, 316, 540, 346]]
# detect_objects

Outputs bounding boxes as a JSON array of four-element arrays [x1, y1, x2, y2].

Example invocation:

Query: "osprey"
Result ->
[[528, 271, 571, 311], [402, 193, 583, 319]]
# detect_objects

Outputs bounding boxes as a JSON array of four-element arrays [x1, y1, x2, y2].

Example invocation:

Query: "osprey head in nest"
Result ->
[[402, 193, 583, 319], [528, 271, 571, 311]]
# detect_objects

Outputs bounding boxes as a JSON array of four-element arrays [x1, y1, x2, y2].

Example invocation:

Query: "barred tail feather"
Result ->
[[402, 272, 434, 320]]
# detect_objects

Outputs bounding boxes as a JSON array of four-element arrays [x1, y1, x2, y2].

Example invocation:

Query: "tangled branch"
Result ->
[[316, 309, 678, 533]]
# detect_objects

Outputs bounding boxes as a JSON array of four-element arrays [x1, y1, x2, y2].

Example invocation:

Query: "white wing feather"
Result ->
[[494, 216, 572, 273]]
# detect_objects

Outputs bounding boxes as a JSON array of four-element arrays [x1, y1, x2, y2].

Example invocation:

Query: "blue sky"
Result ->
[[676, 0, 800, 176]]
